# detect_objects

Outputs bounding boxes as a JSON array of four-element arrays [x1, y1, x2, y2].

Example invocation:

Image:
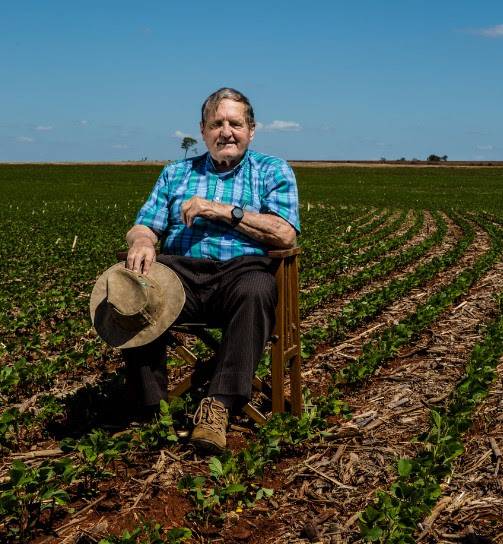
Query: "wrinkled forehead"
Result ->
[[204, 99, 246, 121], [202, 98, 253, 127]]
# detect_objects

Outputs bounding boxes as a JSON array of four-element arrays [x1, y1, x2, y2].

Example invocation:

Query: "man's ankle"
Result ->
[[212, 394, 238, 411]]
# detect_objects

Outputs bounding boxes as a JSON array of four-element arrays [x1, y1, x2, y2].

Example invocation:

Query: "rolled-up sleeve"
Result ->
[[261, 160, 301, 233], [135, 167, 170, 235]]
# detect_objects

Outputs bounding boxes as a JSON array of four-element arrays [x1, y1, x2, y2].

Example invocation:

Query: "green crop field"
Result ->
[[1, 163, 503, 543]]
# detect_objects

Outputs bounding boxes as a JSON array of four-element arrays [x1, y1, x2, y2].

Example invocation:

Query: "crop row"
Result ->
[[359, 290, 503, 542], [339, 214, 501, 384], [301, 211, 469, 355], [300, 208, 393, 275], [302, 209, 418, 287], [300, 210, 447, 316]]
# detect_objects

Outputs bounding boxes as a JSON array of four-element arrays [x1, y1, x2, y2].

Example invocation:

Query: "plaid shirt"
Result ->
[[135, 149, 300, 261]]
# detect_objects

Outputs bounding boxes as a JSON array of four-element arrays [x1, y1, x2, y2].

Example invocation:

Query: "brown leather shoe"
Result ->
[[191, 397, 228, 453]]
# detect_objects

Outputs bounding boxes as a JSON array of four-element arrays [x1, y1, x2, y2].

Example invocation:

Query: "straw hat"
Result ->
[[90, 262, 185, 349]]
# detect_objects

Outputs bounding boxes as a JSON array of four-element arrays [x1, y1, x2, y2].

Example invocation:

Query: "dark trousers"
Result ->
[[122, 254, 278, 408]]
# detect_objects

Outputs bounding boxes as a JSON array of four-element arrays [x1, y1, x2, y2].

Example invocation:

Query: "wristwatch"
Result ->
[[230, 206, 244, 227]]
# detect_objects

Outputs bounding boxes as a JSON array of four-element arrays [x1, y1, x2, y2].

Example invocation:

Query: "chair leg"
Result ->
[[289, 352, 302, 417], [243, 403, 268, 426]]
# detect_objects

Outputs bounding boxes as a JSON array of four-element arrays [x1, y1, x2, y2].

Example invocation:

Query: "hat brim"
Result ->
[[89, 261, 186, 349]]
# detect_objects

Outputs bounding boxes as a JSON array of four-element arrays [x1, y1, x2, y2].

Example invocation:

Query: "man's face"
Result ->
[[201, 99, 255, 169]]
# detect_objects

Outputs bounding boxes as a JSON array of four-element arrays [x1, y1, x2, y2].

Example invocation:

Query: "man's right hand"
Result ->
[[125, 225, 159, 275], [127, 239, 156, 275]]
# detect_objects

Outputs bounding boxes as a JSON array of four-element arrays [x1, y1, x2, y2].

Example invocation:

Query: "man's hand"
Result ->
[[181, 196, 227, 227], [125, 225, 159, 275]]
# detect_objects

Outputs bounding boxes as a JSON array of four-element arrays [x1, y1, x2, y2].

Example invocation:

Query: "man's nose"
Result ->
[[221, 123, 232, 138]]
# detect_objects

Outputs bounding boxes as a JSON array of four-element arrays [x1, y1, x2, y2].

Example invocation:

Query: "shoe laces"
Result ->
[[193, 397, 227, 432]]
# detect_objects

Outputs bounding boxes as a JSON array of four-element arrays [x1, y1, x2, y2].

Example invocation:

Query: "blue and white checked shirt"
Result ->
[[135, 150, 300, 261]]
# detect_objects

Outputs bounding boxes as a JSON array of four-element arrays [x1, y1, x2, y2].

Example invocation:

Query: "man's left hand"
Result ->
[[181, 196, 227, 227]]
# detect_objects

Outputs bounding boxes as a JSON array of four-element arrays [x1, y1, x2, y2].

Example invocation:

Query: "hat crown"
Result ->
[[105, 268, 162, 330], [107, 268, 151, 316]]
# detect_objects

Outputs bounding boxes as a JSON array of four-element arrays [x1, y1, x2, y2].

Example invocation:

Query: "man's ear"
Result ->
[[249, 124, 256, 141], [200, 121, 204, 136]]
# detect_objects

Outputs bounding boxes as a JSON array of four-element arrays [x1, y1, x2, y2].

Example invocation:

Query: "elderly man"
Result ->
[[124, 88, 300, 451]]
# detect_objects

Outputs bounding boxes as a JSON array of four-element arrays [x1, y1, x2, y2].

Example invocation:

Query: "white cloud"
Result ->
[[471, 24, 503, 38], [16, 136, 34, 143], [173, 130, 192, 138], [256, 120, 302, 132], [80, 120, 88, 126], [476, 144, 494, 151], [35, 125, 53, 131], [112, 144, 128, 149]]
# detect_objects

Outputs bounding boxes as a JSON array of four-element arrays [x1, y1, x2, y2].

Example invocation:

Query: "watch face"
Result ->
[[232, 207, 244, 220], [231, 206, 244, 226]]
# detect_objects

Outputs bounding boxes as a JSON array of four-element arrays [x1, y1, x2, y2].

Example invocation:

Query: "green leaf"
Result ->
[[167, 527, 192, 542], [397, 458, 413, 478], [255, 486, 274, 501], [208, 457, 223, 479], [9, 460, 27, 485], [361, 525, 383, 541], [159, 399, 170, 415], [431, 409, 442, 428], [223, 483, 247, 495]]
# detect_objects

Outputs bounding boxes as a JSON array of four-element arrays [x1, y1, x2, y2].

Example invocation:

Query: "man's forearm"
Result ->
[[126, 224, 159, 248], [235, 210, 296, 248], [181, 196, 297, 248], [207, 201, 296, 248]]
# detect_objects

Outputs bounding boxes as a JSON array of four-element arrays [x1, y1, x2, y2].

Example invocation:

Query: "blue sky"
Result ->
[[1, 0, 502, 161]]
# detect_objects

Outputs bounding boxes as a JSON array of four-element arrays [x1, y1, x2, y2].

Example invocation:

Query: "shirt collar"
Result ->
[[205, 149, 249, 176]]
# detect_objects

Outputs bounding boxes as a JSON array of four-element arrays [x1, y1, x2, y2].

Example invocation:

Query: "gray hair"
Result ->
[[201, 88, 255, 128]]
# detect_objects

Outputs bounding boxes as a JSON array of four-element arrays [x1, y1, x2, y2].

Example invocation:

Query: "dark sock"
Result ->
[[213, 394, 237, 410]]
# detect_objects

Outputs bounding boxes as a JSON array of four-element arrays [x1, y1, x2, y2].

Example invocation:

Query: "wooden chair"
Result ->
[[116, 248, 302, 425]]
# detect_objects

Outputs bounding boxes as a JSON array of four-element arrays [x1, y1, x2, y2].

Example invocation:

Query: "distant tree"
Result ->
[[398, 157, 406, 162], [380, 157, 387, 162], [181, 137, 197, 158], [427, 154, 448, 162]]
